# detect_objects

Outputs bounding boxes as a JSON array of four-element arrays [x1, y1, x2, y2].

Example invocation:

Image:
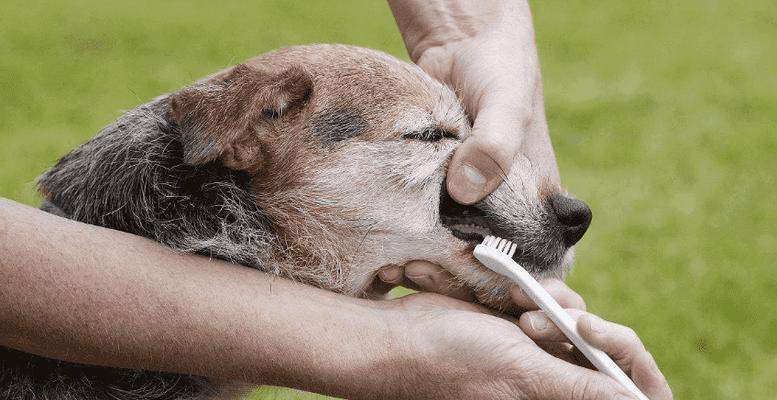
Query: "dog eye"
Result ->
[[401, 128, 458, 142]]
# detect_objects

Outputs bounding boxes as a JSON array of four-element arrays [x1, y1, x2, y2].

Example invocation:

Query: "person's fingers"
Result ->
[[518, 309, 588, 342], [396, 292, 502, 318], [365, 277, 396, 297], [511, 279, 586, 311], [631, 351, 673, 400], [577, 314, 645, 373], [377, 265, 404, 284], [520, 77, 561, 186], [524, 312, 652, 372], [536, 341, 577, 364], [522, 311, 671, 398], [521, 349, 639, 400], [362, 265, 406, 297], [414, 46, 454, 82], [446, 100, 525, 204], [532, 324, 594, 369], [403, 261, 476, 301], [578, 315, 672, 399]]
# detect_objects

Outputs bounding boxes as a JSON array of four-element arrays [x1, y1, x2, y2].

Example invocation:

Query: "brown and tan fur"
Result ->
[[2, 44, 590, 400]]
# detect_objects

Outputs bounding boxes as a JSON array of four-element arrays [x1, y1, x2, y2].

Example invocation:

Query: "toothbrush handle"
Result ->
[[474, 246, 649, 400], [504, 266, 648, 400]]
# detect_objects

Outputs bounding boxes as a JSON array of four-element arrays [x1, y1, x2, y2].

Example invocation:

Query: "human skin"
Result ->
[[0, 198, 670, 399], [0, 3, 671, 397], [383, 2, 672, 398], [384, 0, 567, 338], [388, 0, 559, 205]]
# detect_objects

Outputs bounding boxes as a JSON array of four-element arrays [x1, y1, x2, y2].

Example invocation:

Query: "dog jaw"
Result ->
[[283, 141, 576, 309], [206, 45, 582, 308], [29, 44, 590, 400], [341, 154, 577, 310]]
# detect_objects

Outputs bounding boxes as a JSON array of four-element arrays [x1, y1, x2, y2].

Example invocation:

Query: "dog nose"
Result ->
[[549, 194, 592, 246]]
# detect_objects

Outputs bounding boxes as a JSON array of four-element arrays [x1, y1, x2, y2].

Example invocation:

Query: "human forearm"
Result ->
[[0, 198, 398, 398], [0, 198, 671, 399]]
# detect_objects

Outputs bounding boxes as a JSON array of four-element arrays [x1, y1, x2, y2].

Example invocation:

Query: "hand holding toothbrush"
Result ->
[[380, 261, 672, 400]]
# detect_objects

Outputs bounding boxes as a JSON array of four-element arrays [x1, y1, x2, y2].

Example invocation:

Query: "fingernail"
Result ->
[[451, 164, 487, 204], [529, 313, 548, 331], [378, 268, 402, 283], [587, 315, 608, 334], [463, 164, 487, 186]]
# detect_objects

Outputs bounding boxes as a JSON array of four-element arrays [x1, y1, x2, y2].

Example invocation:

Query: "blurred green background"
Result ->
[[1, 1, 775, 398]]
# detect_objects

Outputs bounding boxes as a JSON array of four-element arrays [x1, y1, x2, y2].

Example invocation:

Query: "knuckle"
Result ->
[[570, 377, 607, 400], [499, 352, 548, 400], [543, 280, 567, 297], [510, 367, 543, 400], [572, 292, 587, 310], [488, 379, 527, 400], [621, 326, 644, 350], [609, 326, 645, 364]]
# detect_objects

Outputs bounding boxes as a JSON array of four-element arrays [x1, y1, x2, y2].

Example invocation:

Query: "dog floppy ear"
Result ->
[[169, 64, 312, 170]]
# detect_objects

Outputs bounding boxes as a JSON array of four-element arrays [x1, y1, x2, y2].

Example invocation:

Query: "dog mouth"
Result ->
[[437, 186, 572, 278], [439, 187, 495, 243]]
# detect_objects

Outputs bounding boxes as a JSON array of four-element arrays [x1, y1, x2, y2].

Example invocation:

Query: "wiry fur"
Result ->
[[2, 44, 583, 399], [37, 97, 275, 268]]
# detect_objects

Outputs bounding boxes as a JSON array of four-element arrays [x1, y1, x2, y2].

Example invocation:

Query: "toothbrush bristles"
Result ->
[[482, 235, 518, 258]]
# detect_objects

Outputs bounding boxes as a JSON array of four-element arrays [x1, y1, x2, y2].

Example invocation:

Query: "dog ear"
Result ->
[[169, 64, 312, 170]]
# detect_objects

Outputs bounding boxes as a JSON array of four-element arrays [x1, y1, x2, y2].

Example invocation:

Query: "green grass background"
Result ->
[[1, 1, 775, 398]]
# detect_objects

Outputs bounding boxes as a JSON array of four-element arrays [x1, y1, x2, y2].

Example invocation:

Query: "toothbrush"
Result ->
[[473, 235, 649, 400]]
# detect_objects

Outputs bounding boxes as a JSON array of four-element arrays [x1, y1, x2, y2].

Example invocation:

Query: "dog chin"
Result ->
[[358, 230, 573, 312], [428, 237, 574, 312]]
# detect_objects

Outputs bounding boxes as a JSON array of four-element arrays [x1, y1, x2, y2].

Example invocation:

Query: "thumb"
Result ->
[[522, 351, 639, 400], [447, 99, 526, 204]]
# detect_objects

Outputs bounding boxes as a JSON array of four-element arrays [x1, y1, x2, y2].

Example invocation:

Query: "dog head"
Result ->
[[168, 45, 591, 309]]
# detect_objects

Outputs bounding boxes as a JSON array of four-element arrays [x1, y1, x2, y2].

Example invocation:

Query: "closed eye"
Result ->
[[401, 127, 458, 142]]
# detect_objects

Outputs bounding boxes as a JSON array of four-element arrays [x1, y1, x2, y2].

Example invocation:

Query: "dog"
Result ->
[[0, 44, 592, 400]]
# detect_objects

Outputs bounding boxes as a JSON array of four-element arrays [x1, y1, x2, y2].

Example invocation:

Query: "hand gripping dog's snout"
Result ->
[[549, 194, 592, 247]]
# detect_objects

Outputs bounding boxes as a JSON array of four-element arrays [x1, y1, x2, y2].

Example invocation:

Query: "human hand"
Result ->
[[389, 0, 560, 204], [387, 291, 672, 400], [518, 309, 673, 400], [376, 262, 585, 311]]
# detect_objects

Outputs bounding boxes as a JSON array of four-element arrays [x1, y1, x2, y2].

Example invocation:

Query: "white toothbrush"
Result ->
[[473, 235, 649, 400]]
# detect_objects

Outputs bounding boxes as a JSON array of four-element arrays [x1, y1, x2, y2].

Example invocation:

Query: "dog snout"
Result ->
[[549, 194, 592, 247]]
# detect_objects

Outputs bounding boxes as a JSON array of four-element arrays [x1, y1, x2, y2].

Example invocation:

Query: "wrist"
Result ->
[[334, 300, 423, 399], [372, 299, 489, 400], [247, 291, 411, 399], [319, 297, 462, 400], [388, 0, 529, 61]]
